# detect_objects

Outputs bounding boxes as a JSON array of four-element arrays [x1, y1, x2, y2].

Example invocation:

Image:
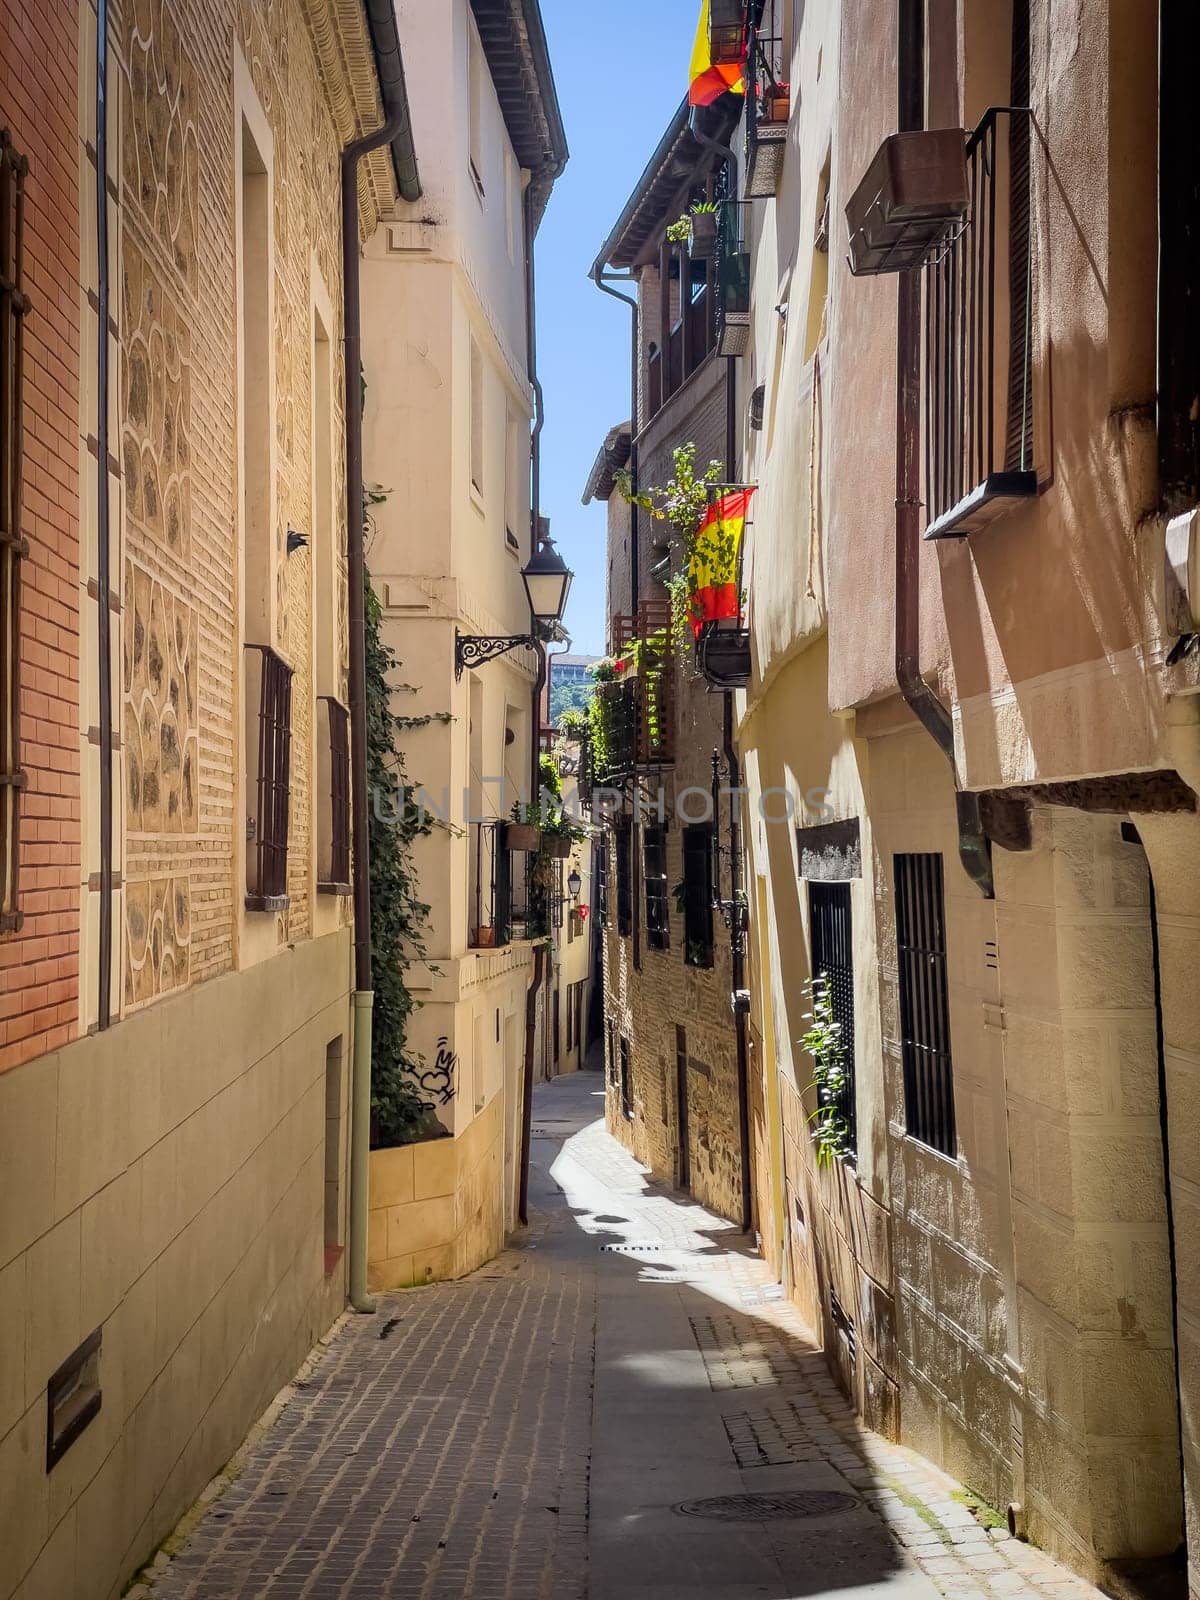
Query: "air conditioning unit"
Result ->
[[1165, 507, 1200, 633]]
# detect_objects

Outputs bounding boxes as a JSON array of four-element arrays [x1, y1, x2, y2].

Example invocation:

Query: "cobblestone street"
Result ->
[[142, 1073, 1110, 1600]]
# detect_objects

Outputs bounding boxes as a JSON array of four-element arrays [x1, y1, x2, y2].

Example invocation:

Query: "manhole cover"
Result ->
[[675, 1490, 859, 1522]]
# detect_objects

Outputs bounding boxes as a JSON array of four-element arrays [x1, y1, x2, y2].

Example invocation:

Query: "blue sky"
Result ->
[[535, 0, 699, 656]]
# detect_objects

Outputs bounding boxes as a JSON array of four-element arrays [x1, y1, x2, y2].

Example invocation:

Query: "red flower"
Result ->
[[614, 658, 628, 674]]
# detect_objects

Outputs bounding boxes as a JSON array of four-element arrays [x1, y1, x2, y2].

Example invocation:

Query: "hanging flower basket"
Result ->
[[545, 834, 573, 860], [689, 210, 718, 260], [504, 821, 542, 853]]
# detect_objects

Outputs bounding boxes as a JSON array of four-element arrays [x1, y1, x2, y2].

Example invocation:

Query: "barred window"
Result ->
[[316, 697, 350, 895], [0, 131, 29, 934], [894, 852, 956, 1157], [644, 823, 670, 949], [619, 1034, 632, 1119], [682, 824, 714, 968], [809, 881, 857, 1156], [245, 645, 293, 911]]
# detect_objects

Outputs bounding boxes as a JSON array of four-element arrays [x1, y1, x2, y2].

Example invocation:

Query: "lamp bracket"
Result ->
[[455, 631, 536, 681]]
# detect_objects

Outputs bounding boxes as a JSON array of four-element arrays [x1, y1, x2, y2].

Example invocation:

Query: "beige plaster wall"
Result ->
[[0, 928, 353, 1600], [870, 725, 1183, 1576]]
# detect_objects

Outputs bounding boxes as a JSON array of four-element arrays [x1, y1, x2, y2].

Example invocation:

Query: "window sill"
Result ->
[[245, 894, 290, 914], [317, 881, 352, 897], [469, 483, 486, 517]]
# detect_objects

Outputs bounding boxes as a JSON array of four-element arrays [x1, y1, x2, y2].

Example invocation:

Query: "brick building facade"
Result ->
[[1, 0, 81, 1069]]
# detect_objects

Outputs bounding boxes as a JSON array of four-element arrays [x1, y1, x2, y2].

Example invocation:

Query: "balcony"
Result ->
[[591, 603, 675, 783], [469, 822, 546, 948], [647, 228, 717, 422], [923, 108, 1038, 540], [715, 201, 751, 357], [692, 483, 755, 691], [744, 10, 789, 199], [245, 644, 293, 912]]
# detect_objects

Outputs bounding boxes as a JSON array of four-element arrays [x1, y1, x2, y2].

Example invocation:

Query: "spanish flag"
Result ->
[[689, 0, 747, 107], [687, 487, 756, 636]]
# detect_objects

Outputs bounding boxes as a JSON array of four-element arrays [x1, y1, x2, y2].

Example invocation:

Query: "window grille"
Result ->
[[595, 838, 609, 922], [682, 825, 714, 968], [894, 852, 956, 1157], [809, 881, 856, 1155], [0, 130, 29, 934], [317, 697, 350, 894], [615, 818, 632, 937], [619, 1034, 632, 1119], [245, 645, 293, 910], [469, 820, 511, 948], [644, 823, 669, 949]]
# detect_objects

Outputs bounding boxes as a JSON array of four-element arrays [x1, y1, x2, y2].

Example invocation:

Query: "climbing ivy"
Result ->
[[614, 442, 724, 650], [364, 568, 450, 1147]]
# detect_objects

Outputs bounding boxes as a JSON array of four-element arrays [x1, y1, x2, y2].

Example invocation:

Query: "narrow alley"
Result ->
[[143, 1074, 1103, 1600]]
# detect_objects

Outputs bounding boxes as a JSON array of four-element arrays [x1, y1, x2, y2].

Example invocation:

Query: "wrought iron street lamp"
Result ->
[[567, 866, 582, 901], [455, 535, 574, 680]]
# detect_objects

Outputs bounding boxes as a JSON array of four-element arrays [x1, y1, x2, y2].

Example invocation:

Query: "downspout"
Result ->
[[723, 705, 754, 1233], [894, 0, 993, 897], [341, 3, 420, 1315], [518, 177, 548, 1225], [95, 0, 114, 1028]]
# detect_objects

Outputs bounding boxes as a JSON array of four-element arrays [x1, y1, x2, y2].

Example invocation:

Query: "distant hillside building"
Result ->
[[547, 652, 600, 725]]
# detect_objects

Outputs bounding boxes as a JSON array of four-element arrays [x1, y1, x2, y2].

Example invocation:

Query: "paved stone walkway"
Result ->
[[143, 1071, 1108, 1600]]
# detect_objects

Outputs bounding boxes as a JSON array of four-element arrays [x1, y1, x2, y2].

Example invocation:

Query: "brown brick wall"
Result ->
[[0, 3, 82, 1070]]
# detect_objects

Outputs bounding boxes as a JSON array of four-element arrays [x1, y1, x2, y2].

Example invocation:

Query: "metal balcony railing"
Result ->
[[745, 7, 789, 198], [923, 107, 1037, 541], [245, 645, 294, 911], [715, 201, 751, 358], [592, 602, 675, 783]]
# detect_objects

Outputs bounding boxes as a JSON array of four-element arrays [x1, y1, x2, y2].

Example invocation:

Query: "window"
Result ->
[[615, 818, 633, 937], [644, 824, 670, 950], [468, 22, 485, 198], [595, 838, 608, 922], [675, 1024, 690, 1188], [323, 1037, 344, 1272], [809, 881, 856, 1156], [245, 645, 293, 910], [316, 697, 350, 894], [682, 825, 714, 968], [894, 853, 955, 1157], [619, 1034, 632, 1119], [0, 133, 28, 933], [469, 337, 484, 495]]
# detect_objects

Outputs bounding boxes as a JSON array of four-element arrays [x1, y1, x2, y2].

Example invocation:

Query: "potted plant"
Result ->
[[688, 201, 719, 260], [505, 803, 541, 853], [474, 925, 497, 949], [762, 81, 791, 125]]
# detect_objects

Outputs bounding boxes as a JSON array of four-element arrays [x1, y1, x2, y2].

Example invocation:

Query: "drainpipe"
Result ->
[[340, 3, 420, 1315], [722, 706, 754, 1233], [95, 0, 114, 1028], [894, 0, 993, 897]]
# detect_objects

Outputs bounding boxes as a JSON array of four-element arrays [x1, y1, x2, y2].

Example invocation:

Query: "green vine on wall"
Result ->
[[800, 974, 852, 1168], [614, 442, 724, 650], [365, 563, 452, 1148]]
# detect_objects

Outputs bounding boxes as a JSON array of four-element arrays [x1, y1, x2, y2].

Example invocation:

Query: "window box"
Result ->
[[689, 209, 718, 260], [845, 129, 968, 277]]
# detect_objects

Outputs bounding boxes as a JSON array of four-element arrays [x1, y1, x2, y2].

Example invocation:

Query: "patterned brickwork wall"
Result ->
[[118, 0, 352, 1006], [0, 3, 82, 1070]]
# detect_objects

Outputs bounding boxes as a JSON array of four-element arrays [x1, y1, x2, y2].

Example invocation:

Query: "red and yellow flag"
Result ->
[[687, 487, 756, 637], [688, 0, 747, 107]]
